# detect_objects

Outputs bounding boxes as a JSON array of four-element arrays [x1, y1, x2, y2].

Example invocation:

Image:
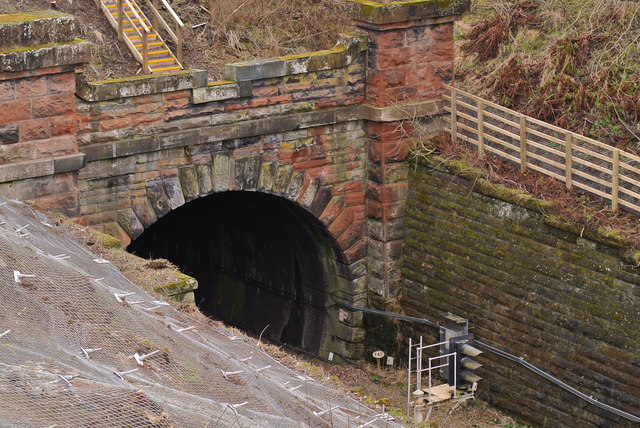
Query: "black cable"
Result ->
[[340, 303, 640, 423], [336, 303, 440, 328], [475, 340, 640, 423]]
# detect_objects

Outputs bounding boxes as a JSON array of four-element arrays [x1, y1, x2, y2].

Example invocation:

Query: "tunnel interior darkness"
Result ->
[[127, 191, 342, 354]]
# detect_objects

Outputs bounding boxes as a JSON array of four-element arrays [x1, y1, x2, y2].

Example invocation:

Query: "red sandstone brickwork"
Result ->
[[353, 18, 456, 297], [0, 66, 81, 216], [75, 59, 368, 268], [0, 67, 78, 163]]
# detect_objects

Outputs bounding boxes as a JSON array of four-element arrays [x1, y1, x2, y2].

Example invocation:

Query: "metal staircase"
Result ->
[[95, 0, 184, 74]]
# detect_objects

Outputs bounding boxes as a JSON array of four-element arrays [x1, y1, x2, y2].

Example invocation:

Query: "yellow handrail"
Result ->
[[117, 0, 151, 73], [147, 0, 184, 65]]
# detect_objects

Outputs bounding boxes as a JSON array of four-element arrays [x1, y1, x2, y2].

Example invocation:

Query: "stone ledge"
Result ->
[[76, 69, 209, 101], [191, 80, 251, 104], [362, 99, 443, 122], [0, 10, 79, 50], [224, 34, 366, 82], [0, 38, 91, 73], [81, 105, 361, 162], [347, 0, 471, 25], [0, 152, 85, 183]]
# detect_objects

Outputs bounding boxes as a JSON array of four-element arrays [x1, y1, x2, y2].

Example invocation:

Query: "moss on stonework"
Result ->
[[0, 10, 67, 24], [91, 69, 195, 85], [93, 232, 122, 249], [0, 38, 85, 54], [153, 272, 198, 296], [207, 80, 235, 87]]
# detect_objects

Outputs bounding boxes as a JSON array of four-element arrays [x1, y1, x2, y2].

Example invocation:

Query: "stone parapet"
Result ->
[[348, 0, 470, 25], [0, 10, 81, 50], [76, 70, 209, 102], [224, 34, 366, 81]]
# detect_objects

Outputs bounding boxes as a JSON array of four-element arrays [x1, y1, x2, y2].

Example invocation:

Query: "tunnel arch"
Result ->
[[127, 190, 349, 354]]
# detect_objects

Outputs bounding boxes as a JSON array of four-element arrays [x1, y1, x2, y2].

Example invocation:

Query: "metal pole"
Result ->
[[407, 338, 412, 417], [416, 336, 422, 391]]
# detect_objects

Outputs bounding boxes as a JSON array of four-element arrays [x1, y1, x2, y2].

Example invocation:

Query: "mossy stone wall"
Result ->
[[401, 157, 640, 427]]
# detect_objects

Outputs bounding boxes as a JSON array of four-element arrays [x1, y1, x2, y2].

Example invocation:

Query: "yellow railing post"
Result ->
[[142, 30, 149, 74], [117, 0, 124, 41], [450, 87, 458, 142], [612, 149, 620, 211], [520, 115, 527, 173], [565, 133, 573, 188], [477, 100, 485, 155]]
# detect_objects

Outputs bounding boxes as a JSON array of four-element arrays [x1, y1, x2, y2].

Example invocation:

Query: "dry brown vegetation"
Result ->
[[456, 0, 640, 151], [0, 0, 349, 81]]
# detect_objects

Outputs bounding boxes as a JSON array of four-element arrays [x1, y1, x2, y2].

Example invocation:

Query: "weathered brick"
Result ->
[[31, 93, 75, 118], [49, 114, 78, 136], [19, 118, 51, 141], [46, 72, 76, 94], [15, 76, 46, 98], [0, 123, 19, 144], [178, 165, 199, 201], [0, 80, 15, 101], [0, 98, 31, 124], [37, 135, 76, 156]]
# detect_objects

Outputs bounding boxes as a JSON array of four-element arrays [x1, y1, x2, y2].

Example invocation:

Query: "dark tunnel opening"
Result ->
[[127, 191, 342, 354]]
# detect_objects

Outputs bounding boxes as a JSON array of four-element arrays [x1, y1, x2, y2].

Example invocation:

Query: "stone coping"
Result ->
[[0, 153, 86, 183], [347, 0, 471, 25], [0, 10, 79, 50], [0, 38, 91, 73], [76, 70, 209, 102], [224, 34, 366, 82], [76, 34, 366, 102]]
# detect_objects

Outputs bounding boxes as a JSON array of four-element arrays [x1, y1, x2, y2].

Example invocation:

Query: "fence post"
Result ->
[[450, 87, 458, 143], [519, 115, 527, 173], [477, 100, 485, 155], [565, 133, 573, 188], [612, 149, 620, 211], [117, 0, 124, 41]]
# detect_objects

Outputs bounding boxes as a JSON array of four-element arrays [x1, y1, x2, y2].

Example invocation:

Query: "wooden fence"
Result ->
[[442, 84, 640, 214]]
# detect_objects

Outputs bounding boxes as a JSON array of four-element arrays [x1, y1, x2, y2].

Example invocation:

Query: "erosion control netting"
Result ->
[[0, 196, 400, 428]]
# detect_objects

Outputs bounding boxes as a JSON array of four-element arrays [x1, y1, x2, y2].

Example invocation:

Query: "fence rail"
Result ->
[[443, 84, 640, 214]]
